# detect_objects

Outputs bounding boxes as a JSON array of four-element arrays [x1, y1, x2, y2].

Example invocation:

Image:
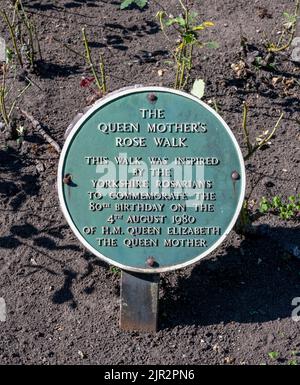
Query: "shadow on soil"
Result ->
[[1, 189, 299, 327], [35, 60, 81, 79], [23, 0, 100, 12], [0, 149, 40, 211], [159, 227, 300, 329], [0, 217, 108, 308]]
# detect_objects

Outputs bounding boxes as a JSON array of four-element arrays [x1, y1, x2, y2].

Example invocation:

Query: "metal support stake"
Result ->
[[120, 270, 159, 332]]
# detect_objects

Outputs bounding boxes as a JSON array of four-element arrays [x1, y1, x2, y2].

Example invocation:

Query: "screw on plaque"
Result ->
[[147, 93, 157, 103], [231, 171, 240, 181], [63, 174, 72, 185], [146, 256, 156, 267]]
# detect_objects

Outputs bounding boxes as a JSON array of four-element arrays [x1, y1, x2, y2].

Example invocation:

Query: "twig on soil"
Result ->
[[20, 109, 61, 153], [52, 36, 85, 59]]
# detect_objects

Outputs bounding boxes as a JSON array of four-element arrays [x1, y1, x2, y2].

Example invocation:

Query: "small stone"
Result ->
[[78, 350, 86, 359], [157, 69, 163, 77], [291, 47, 300, 63], [36, 162, 45, 173], [291, 37, 300, 48], [30, 258, 38, 266], [224, 356, 235, 364]]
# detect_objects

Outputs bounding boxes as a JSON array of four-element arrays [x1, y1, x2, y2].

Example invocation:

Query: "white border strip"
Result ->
[[57, 86, 246, 273]]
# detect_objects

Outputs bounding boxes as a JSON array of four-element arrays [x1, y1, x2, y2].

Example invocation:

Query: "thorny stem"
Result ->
[[242, 102, 252, 154], [99, 53, 106, 94], [213, 98, 219, 113], [32, 19, 42, 61], [179, 0, 189, 30], [16, 0, 35, 66], [0, 10, 23, 67], [181, 43, 193, 89], [82, 28, 104, 93], [0, 68, 9, 127], [8, 81, 31, 119], [0, 64, 31, 129]]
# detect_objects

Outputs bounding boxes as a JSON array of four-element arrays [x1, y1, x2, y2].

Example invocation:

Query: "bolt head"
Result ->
[[231, 171, 240, 181], [147, 93, 157, 103], [63, 174, 72, 185], [146, 256, 155, 267]]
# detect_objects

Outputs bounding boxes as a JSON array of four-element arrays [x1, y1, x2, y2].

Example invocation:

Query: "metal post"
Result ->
[[120, 270, 159, 332]]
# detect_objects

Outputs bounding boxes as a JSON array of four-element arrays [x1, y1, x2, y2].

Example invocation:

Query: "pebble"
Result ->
[[36, 162, 45, 173], [291, 47, 300, 63], [78, 350, 86, 359]]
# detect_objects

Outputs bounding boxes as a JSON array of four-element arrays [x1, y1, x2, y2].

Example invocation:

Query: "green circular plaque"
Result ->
[[58, 87, 245, 273]]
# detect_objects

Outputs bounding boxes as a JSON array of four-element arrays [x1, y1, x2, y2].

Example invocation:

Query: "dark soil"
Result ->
[[0, 0, 300, 365]]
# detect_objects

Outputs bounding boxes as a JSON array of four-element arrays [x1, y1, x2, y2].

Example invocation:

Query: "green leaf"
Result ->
[[288, 360, 297, 366], [259, 203, 269, 213], [183, 32, 197, 44], [268, 351, 279, 360], [272, 196, 282, 208], [188, 11, 198, 23], [120, 0, 134, 9], [165, 16, 186, 28], [135, 0, 147, 8], [120, 0, 147, 9], [205, 41, 219, 49], [6, 47, 14, 63], [191, 78, 205, 99], [259, 197, 270, 213]]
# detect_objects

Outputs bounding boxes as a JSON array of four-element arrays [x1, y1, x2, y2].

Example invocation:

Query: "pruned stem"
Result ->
[[15, 0, 35, 66], [8, 82, 31, 120], [0, 67, 9, 127], [82, 27, 103, 93], [0, 10, 23, 67], [99, 53, 106, 94], [242, 102, 252, 154]]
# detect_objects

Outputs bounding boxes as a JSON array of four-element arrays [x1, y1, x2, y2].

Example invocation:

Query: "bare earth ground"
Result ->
[[0, 0, 300, 365]]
